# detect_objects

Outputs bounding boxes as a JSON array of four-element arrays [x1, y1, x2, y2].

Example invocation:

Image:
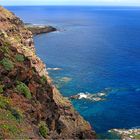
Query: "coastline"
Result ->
[[25, 24, 57, 35], [0, 6, 96, 139]]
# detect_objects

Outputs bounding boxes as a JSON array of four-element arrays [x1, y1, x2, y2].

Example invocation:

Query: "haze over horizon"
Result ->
[[1, 0, 140, 6]]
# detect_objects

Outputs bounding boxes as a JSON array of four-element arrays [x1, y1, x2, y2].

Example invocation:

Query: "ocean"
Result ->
[[6, 6, 140, 138]]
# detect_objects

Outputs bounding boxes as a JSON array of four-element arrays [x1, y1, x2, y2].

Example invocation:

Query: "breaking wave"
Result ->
[[47, 67, 62, 71], [69, 88, 113, 101]]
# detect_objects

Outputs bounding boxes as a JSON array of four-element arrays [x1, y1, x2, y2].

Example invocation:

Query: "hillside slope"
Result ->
[[0, 6, 96, 139]]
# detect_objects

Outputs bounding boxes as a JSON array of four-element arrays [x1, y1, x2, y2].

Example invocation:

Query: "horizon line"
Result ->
[[3, 4, 140, 7]]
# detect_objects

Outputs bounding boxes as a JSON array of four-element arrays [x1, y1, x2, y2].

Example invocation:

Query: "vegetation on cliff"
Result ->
[[0, 6, 95, 139]]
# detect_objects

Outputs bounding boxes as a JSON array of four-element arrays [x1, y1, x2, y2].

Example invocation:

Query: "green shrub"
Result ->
[[16, 82, 32, 99], [0, 132, 3, 139], [0, 46, 9, 54], [0, 96, 9, 109], [0, 85, 4, 94], [15, 54, 25, 62], [0, 109, 16, 121], [3, 42, 11, 47], [134, 134, 140, 139], [0, 124, 20, 135], [0, 109, 22, 137], [40, 75, 47, 85], [0, 58, 14, 71], [9, 108, 23, 122], [39, 121, 48, 138]]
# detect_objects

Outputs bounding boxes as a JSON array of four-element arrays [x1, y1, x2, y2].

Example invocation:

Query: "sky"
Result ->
[[1, 0, 140, 6]]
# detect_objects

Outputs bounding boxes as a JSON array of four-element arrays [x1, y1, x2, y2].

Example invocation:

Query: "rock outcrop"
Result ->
[[0, 6, 96, 139], [26, 24, 57, 35], [109, 128, 140, 139]]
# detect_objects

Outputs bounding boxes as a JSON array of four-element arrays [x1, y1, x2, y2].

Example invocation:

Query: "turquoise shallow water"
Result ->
[[7, 6, 140, 138]]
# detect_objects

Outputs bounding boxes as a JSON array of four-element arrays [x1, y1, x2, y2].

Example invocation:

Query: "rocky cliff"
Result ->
[[0, 6, 96, 139]]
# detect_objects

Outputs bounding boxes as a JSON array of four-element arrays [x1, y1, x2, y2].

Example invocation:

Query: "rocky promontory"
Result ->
[[26, 24, 57, 35], [0, 6, 96, 139]]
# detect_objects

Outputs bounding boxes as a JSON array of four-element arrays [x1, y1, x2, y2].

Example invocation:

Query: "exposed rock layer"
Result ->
[[0, 6, 96, 139]]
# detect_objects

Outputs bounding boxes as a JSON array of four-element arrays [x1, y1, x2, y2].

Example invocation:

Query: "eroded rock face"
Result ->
[[0, 6, 96, 139]]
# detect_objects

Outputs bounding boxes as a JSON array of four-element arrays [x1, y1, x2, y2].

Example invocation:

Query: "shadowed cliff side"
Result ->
[[0, 6, 96, 139]]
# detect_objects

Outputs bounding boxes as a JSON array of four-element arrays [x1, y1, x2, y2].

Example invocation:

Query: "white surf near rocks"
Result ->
[[69, 92, 107, 102], [47, 67, 62, 71], [108, 128, 140, 139]]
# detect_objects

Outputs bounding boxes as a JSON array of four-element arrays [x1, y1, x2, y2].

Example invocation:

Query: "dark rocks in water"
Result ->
[[70, 94, 81, 100], [69, 88, 114, 102], [69, 92, 107, 102], [26, 24, 57, 35]]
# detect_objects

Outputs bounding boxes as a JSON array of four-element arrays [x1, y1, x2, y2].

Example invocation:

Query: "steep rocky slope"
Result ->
[[0, 6, 96, 139]]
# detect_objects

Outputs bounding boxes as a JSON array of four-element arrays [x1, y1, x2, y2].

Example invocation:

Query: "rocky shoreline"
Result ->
[[0, 6, 96, 139], [109, 128, 140, 139], [69, 88, 112, 102], [25, 24, 57, 35], [69, 92, 106, 102]]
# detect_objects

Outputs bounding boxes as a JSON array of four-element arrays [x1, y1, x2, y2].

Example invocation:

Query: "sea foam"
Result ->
[[70, 91, 107, 101], [47, 67, 62, 71]]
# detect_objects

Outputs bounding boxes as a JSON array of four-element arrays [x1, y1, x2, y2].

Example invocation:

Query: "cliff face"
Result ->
[[0, 6, 96, 139]]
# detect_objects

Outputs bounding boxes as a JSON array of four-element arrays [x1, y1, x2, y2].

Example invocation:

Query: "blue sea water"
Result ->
[[6, 6, 140, 138]]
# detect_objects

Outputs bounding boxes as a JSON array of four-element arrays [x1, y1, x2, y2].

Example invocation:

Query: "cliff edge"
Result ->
[[0, 6, 96, 139]]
